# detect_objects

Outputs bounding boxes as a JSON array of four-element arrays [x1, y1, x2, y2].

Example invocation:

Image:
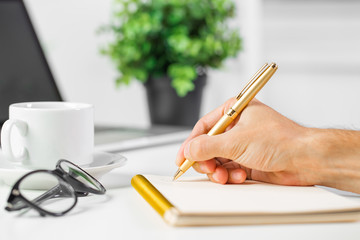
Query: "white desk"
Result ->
[[1, 143, 360, 240]]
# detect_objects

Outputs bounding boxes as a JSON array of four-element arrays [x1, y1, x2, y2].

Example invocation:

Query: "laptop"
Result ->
[[0, 0, 190, 152]]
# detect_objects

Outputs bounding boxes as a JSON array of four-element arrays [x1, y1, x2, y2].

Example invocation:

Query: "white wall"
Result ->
[[24, 0, 360, 129], [262, 0, 360, 128]]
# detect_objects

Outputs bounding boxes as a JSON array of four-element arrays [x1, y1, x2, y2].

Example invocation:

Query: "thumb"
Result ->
[[184, 132, 244, 162]]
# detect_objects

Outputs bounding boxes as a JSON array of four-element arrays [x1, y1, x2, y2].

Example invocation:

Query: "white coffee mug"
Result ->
[[1, 102, 94, 169]]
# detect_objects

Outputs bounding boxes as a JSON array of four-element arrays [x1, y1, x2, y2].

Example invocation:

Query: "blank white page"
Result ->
[[144, 175, 360, 214]]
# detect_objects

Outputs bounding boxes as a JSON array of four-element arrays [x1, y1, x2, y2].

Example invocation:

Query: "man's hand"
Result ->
[[176, 99, 324, 187]]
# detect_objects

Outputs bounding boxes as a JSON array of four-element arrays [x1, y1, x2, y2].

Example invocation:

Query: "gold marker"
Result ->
[[173, 63, 278, 181]]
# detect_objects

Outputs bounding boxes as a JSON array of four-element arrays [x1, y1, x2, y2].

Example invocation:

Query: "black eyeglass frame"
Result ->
[[5, 159, 106, 217]]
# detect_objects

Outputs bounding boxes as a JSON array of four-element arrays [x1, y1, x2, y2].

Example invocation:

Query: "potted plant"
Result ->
[[102, 0, 241, 126]]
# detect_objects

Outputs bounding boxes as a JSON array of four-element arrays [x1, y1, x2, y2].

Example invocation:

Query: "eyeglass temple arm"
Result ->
[[8, 184, 74, 211]]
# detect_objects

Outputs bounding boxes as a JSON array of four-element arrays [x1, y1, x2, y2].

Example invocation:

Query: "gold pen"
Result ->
[[173, 62, 278, 181]]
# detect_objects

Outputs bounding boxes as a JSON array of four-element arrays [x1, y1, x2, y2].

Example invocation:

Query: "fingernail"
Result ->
[[212, 171, 220, 182], [199, 164, 208, 173], [231, 171, 242, 182]]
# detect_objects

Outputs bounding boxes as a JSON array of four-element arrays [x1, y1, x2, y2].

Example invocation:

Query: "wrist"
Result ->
[[298, 128, 360, 192], [291, 127, 328, 186]]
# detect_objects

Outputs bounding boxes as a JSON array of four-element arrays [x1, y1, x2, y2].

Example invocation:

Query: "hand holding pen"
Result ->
[[174, 63, 278, 181], [174, 97, 309, 185], [174, 61, 303, 184], [175, 63, 360, 195]]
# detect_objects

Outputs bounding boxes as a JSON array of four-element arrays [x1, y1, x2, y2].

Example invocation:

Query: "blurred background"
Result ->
[[24, 0, 360, 129]]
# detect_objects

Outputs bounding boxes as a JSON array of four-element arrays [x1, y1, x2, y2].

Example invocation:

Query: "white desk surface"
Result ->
[[1, 143, 360, 240]]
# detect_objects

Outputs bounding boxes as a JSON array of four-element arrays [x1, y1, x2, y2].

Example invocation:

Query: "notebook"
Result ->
[[0, 0, 190, 152], [131, 174, 360, 226]]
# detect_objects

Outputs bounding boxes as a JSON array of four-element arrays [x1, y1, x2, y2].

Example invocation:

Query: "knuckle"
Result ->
[[224, 98, 237, 111], [194, 119, 206, 134]]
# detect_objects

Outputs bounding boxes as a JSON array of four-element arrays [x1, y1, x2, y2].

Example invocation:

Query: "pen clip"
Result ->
[[236, 63, 269, 100]]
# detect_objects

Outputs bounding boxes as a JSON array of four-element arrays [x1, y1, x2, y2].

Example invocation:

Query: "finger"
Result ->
[[192, 160, 217, 174], [184, 130, 246, 162], [218, 158, 235, 167], [207, 165, 228, 184], [176, 98, 237, 166], [175, 143, 187, 166], [226, 168, 247, 184], [190, 98, 238, 138]]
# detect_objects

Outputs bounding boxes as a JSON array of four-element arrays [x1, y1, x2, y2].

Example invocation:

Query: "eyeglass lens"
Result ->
[[18, 172, 76, 214], [59, 161, 104, 192]]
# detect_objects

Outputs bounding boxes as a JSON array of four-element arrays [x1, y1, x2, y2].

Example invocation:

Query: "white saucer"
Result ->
[[0, 151, 127, 187]]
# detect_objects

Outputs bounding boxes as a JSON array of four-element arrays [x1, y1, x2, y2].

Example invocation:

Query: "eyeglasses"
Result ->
[[5, 159, 106, 216]]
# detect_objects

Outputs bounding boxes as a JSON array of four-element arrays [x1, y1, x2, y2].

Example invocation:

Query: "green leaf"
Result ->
[[133, 69, 147, 82], [167, 34, 190, 53], [144, 57, 156, 70], [167, 7, 186, 25], [116, 75, 131, 86], [171, 78, 195, 97], [168, 64, 196, 80]]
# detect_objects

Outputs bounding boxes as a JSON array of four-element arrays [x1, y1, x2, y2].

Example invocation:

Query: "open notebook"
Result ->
[[131, 175, 360, 226]]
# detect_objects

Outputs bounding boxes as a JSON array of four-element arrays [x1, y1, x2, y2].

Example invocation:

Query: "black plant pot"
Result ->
[[144, 75, 206, 127]]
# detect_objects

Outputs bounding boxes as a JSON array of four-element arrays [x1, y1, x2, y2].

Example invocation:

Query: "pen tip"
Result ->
[[172, 169, 183, 181]]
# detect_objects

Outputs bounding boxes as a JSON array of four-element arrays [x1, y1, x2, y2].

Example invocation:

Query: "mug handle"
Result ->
[[1, 119, 29, 162]]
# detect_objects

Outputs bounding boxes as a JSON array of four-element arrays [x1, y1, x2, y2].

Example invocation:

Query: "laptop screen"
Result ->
[[0, 0, 62, 125]]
